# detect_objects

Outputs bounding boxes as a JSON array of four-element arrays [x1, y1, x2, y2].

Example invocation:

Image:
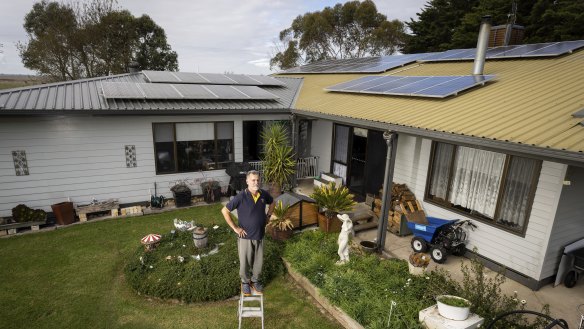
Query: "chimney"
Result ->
[[473, 15, 491, 76], [128, 61, 140, 73]]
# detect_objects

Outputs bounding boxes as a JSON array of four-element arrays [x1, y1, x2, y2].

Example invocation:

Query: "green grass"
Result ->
[[0, 204, 341, 329]]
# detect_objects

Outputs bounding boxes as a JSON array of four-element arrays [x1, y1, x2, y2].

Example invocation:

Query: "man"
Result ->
[[221, 170, 274, 296]]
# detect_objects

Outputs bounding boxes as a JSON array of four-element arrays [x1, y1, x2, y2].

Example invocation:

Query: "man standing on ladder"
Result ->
[[222, 170, 274, 296]]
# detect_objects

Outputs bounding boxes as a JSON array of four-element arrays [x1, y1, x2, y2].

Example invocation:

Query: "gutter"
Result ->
[[292, 108, 584, 167]]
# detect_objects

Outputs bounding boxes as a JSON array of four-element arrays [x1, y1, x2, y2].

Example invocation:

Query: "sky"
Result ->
[[0, 0, 429, 76]]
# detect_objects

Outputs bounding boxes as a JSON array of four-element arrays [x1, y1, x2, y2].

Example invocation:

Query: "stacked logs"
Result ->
[[373, 183, 416, 235]]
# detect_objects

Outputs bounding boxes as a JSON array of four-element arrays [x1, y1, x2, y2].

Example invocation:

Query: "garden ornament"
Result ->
[[141, 233, 162, 251], [336, 213, 354, 265], [173, 218, 195, 231]]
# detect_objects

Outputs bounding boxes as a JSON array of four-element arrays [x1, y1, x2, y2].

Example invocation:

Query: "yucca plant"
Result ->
[[310, 182, 356, 232], [260, 122, 296, 195]]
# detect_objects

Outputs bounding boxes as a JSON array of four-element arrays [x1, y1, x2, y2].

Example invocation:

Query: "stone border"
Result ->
[[283, 259, 364, 329]]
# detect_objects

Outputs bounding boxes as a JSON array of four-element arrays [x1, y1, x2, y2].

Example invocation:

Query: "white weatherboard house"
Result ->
[[2, 34, 584, 290], [278, 34, 584, 289], [0, 71, 302, 216]]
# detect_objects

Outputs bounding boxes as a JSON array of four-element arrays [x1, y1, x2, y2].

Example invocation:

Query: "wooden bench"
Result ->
[[0, 221, 45, 236], [75, 201, 119, 222]]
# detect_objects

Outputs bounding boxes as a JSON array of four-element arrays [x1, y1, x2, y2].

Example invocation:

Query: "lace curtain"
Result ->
[[448, 146, 505, 218], [497, 156, 538, 228], [429, 143, 455, 200]]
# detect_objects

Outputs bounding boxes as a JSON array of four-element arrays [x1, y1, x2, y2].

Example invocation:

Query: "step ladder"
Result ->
[[238, 292, 264, 329]]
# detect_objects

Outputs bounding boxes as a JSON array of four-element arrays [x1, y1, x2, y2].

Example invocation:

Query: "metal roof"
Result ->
[[285, 49, 584, 164], [0, 72, 302, 114]]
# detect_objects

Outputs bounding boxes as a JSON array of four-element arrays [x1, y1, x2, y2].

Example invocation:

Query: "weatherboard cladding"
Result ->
[[0, 73, 301, 112], [285, 50, 584, 156]]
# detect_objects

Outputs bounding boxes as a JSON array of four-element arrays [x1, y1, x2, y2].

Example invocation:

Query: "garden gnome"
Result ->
[[336, 213, 354, 265]]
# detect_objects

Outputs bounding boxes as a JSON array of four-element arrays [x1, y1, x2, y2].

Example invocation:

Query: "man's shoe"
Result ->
[[251, 281, 263, 295], [241, 282, 252, 296]]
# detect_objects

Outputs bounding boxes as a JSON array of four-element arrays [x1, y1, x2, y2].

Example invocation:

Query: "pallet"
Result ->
[[0, 221, 45, 236]]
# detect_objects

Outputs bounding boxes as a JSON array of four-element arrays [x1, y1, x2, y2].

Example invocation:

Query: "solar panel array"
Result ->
[[280, 40, 584, 74], [282, 53, 435, 74], [101, 82, 279, 100], [142, 70, 285, 87], [325, 75, 496, 98]]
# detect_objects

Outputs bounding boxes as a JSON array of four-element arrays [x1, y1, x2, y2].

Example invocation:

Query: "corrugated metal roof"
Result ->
[[0, 73, 302, 114], [285, 50, 584, 159]]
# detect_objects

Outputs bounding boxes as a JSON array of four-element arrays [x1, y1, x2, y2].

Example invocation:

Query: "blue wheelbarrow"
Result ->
[[407, 217, 476, 264]]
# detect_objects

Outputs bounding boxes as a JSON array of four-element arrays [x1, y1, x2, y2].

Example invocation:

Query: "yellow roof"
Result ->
[[284, 51, 584, 159]]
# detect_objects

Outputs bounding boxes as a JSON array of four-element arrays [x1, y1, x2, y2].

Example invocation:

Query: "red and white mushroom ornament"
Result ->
[[141, 233, 161, 251]]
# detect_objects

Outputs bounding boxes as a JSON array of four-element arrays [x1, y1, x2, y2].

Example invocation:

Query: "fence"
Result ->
[[248, 156, 319, 180]]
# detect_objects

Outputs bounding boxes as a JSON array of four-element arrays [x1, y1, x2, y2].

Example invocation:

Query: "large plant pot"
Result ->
[[173, 190, 191, 207], [203, 186, 222, 203], [317, 213, 342, 233], [51, 202, 75, 225], [436, 295, 471, 321], [269, 227, 293, 241]]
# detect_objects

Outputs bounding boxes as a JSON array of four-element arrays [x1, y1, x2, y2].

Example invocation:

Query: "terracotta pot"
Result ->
[[317, 213, 342, 233]]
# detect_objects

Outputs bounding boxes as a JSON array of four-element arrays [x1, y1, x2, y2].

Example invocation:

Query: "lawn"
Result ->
[[0, 204, 341, 329]]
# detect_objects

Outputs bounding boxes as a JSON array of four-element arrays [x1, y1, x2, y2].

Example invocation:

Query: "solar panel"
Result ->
[[142, 70, 285, 86], [101, 82, 145, 98], [142, 71, 181, 83], [101, 82, 278, 100], [325, 75, 496, 98], [234, 86, 279, 99]]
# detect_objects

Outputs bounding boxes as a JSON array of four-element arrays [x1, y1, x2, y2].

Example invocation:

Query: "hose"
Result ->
[[486, 310, 569, 329]]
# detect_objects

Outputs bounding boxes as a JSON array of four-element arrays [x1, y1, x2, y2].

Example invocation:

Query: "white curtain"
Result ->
[[333, 125, 349, 163], [429, 143, 455, 200], [448, 146, 505, 218], [333, 163, 347, 184], [497, 156, 538, 228], [176, 123, 214, 141]]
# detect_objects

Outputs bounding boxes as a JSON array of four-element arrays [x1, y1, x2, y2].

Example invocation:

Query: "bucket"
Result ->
[[360, 240, 377, 253], [51, 202, 75, 225], [192, 227, 208, 248]]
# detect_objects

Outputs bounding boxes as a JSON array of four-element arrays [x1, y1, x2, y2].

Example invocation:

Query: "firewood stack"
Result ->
[[373, 183, 416, 235]]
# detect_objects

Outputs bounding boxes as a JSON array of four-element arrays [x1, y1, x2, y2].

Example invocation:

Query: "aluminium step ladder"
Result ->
[[238, 291, 264, 329]]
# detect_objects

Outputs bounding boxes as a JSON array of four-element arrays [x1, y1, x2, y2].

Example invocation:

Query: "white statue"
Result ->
[[336, 213, 354, 265]]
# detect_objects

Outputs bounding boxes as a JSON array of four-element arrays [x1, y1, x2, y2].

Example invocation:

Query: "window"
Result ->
[[242, 120, 291, 161], [332, 124, 350, 183], [153, 122, 234, 174], [426, 142, 541, 235]]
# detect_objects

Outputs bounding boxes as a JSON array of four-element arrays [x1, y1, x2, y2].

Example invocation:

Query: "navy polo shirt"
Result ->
[[226, 188, 273, 240]]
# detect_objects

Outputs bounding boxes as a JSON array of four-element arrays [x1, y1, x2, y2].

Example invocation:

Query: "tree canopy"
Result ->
[[270, 0, 407, 70], [18, 0, 178, 81], [404, 0, 584, 53]]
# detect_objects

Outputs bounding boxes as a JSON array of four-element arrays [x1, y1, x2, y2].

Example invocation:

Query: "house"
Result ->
[[276, 24, 584, 289], [1, 26, 583, 290], [0, 71, 303, 217]]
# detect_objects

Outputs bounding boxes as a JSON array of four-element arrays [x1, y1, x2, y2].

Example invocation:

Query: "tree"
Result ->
[[18, 0, 178, 81], [270, 0, 407, 70], [525, 0, 584, 43], [403, 0, 478, 53]]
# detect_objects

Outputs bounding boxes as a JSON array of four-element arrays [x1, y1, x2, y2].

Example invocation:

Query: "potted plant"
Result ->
[[170, 181, 191, 207], [436, 295, 472, 321], [260, 122, 296, 198], [266, 200, 294, 241], [408, 252, 430, 275], [201, 179, 221, 203], [310, 182, 356, 233]]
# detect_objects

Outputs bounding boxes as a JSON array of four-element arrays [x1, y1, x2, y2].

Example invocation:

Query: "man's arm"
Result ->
[[221, 206, 247, 238]]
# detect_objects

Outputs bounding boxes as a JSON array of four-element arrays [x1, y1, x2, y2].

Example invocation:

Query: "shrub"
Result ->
[[125, 224, 284, 302]]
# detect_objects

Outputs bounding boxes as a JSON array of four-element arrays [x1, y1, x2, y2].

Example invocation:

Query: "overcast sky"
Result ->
[[0, 0, 428, 76]]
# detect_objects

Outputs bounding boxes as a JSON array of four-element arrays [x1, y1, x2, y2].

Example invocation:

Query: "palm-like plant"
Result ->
[[267, 200, 294, 231], [310, 182, 356, 231], [260, 122, 296, 194]]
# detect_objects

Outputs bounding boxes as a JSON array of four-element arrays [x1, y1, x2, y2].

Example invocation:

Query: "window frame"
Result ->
[[424, 141, 542, 237], [152, 121, 234, 175]]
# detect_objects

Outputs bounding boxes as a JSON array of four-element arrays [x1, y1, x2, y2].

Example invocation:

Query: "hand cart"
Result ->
[[407, 217, 476, 264]]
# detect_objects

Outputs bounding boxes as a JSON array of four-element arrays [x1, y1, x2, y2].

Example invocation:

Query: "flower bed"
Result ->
[[125, 223, 284, 302], [284, 231, 550, 329]]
